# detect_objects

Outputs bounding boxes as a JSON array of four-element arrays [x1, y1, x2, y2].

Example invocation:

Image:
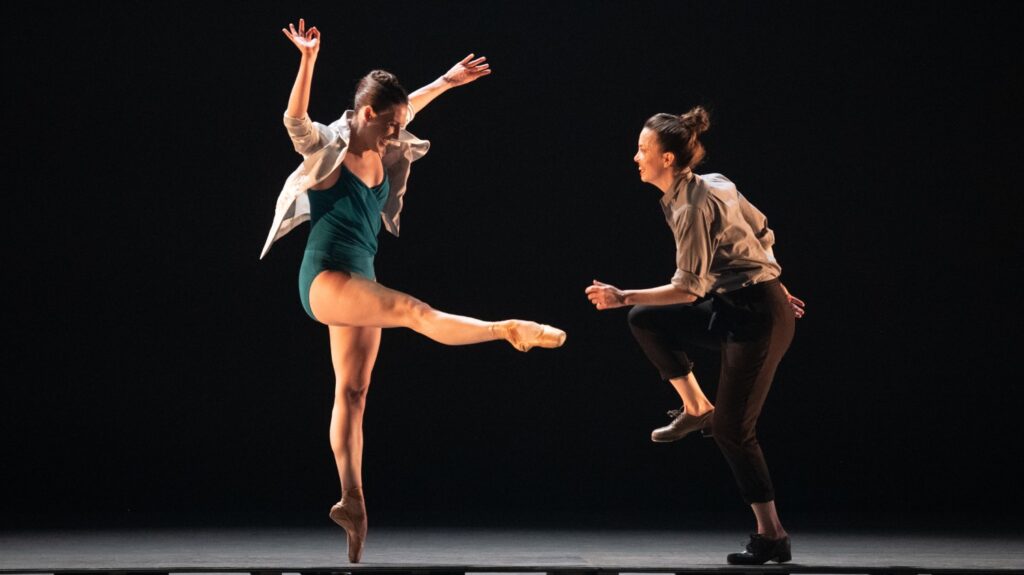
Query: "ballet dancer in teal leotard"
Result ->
[[263, 19, 566, 563]]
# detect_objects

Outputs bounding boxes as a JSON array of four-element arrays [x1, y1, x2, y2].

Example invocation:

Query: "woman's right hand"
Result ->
[[282, 18, 320, 57], [586, 280, 627, 310]]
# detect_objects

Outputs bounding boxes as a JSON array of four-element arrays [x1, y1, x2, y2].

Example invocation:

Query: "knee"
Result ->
[[627, 305, 655, 329], [336, 379, 370, 407], [711, 417, 752, 451], [398, 296, 434, 329]]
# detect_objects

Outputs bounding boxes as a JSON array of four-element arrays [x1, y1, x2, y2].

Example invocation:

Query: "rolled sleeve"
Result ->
[[670, 205, 715, 297], [671, 268, 709, 297], [283, 112, 330, 158]]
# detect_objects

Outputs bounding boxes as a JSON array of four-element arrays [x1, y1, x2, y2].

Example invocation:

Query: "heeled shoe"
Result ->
[[494, 320, 567, 352], [329, 486, 368, 563], [650, 406, 714, 442], [726, 533, 792, 565]]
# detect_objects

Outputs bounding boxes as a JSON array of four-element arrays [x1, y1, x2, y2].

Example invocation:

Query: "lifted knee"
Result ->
[[628, 304, 655, 328]]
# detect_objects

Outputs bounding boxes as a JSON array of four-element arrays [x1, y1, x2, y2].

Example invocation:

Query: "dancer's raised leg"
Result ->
[[309, 270, 565, 350]]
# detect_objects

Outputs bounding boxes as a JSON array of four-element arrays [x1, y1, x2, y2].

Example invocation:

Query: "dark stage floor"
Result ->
[[1, 526, 1021, 574]]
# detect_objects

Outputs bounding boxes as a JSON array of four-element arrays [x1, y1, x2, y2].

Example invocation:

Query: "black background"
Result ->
[[5, 2, 1023, 532]]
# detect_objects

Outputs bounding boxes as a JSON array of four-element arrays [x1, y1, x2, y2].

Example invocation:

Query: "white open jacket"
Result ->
[[260, 108, 430, 260]]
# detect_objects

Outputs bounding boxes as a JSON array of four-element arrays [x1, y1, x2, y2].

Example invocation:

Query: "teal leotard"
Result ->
[[298, 164, 390, 321]]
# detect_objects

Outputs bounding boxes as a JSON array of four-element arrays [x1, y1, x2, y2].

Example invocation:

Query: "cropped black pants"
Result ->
[[627, 278, 794, 504]]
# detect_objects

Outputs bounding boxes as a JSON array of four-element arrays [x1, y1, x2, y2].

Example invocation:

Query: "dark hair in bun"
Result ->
[[353, 69, 408, 112], [643, 105, 711, 170]]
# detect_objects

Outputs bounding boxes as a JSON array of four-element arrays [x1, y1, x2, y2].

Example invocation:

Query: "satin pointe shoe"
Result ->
[[650, 406, 714, 442], [726, 533, 792, 565], [329, 486, 368, 563], [494, 320, 567, 352]]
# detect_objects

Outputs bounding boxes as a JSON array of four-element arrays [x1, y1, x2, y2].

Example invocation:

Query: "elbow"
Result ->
[[678, 290, 699, 304], [670, 284, 700, 304], [290, 140, 312, 156]]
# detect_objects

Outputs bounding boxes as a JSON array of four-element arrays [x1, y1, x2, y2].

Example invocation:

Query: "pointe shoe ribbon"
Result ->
[[329, 487, 367, 563]]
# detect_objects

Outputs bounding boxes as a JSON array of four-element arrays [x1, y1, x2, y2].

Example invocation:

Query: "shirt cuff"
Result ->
[[671, 269, 707, 298]]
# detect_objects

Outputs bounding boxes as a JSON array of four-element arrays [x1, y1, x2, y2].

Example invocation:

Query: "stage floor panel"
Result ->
[[1, 528, 1021, 573]]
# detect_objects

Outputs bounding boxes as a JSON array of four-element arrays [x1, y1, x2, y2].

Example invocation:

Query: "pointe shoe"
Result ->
[[495, 320, 567, 352], [726, 533, 792, 564], [650, 406, 714, 442], [329, 486, 367, 563]]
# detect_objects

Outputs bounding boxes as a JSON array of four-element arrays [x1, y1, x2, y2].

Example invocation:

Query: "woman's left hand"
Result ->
[[586, 280, 626, 310], [442, 53, 492, 87], [780, 283, 806, 319]]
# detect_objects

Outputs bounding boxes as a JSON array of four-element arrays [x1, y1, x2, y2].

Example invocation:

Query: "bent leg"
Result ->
[[627, 300, 719, 380], [310, 270, 563, 348], [628, 301, 719, 410]]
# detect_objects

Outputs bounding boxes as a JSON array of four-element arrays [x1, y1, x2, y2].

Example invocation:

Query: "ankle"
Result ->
[[688, 402, 714, 416], [490, 321, 509, 338]]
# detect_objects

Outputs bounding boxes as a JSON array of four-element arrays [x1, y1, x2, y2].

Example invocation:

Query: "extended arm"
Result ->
[[586, 281, 698, 310], [407, 54, 491, 117]]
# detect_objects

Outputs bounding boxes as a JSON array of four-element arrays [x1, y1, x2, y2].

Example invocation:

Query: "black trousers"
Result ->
[[627, 278, 794, 504]]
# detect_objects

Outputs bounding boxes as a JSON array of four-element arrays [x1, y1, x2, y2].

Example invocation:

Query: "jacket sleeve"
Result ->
[[283, 112, 332, 158]]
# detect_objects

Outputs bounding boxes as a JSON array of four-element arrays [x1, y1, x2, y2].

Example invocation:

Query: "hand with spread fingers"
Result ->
[[441, 53, 492, 87], [282, 18, 321, 57]]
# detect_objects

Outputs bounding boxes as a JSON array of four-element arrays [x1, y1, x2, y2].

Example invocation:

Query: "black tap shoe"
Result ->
[[726, 533, 792, 565]]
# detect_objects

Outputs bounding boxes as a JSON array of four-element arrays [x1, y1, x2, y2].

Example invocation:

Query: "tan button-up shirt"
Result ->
[[260, 108, 430, 260], [661, 171, 781, 297]]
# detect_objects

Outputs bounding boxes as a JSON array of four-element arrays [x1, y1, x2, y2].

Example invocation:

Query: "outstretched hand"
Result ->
[[586, 280, 626, 311], [282, 18, 320, 57], [442, 53, 491, 87], [780, 283, 806, 319]]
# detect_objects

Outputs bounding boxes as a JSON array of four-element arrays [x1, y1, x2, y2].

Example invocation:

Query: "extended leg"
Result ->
[[309, 270, 564, 350]]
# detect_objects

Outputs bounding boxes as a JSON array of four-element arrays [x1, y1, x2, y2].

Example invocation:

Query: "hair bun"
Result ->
[[354, 69, 409, 111], [370, 69, 396, 83], [680, 106, 710, 135]]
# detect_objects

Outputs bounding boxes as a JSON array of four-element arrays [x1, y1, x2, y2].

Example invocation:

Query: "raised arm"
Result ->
[[407, 53, 491, 117], [282, 18, 320, 119]]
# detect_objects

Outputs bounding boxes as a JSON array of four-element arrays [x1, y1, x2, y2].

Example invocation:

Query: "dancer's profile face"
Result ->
[[360, 104, 408, 155], [634, 128, 672, 184]]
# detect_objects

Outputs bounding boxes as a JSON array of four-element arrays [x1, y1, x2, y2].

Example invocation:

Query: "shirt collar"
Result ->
[[660, 169, 695, 208]]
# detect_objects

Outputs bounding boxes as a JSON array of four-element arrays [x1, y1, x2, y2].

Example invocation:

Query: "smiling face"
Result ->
[[634, 127, 675, 186], [359, 103, 408, 155]]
